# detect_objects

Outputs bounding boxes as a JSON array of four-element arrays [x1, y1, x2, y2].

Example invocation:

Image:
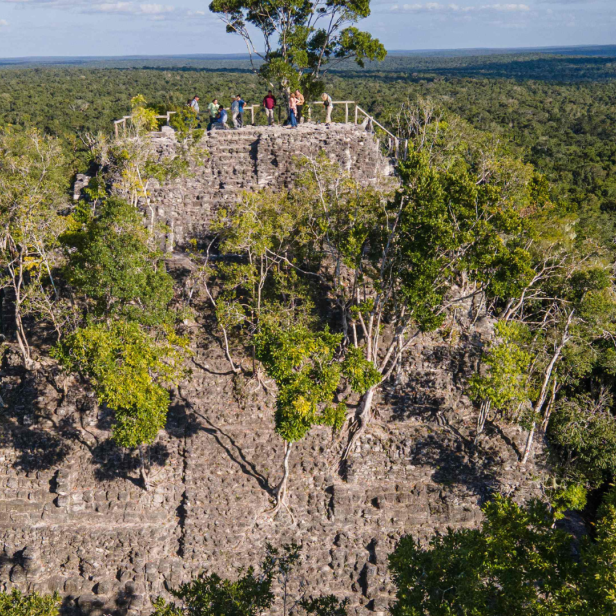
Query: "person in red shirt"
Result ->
[[262, 90, 277, 125]]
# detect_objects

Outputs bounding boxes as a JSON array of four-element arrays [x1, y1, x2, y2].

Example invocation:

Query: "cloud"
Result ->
[[0, 18, 7, 24], [84, 1, 173, 14], [1, 0, 176, 17], [387, 3, 531, 13]]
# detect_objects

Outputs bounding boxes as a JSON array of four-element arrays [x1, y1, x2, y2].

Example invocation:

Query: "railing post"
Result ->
[[354, 105, 358, 124], [115, 122, 119, 140], [251, 105, 255, 125], [345, 103, 349, 124]]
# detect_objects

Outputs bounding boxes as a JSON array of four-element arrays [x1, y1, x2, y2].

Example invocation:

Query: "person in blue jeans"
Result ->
[[288, 93, 298, 128], [236, 95, 246, 127]]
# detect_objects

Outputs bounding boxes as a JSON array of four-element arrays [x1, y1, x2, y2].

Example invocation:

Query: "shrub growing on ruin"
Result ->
[[62, 197, 174, 326], [53, 319, 189, 489]]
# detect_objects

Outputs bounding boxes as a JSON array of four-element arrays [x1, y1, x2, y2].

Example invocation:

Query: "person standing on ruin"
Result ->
[[321, 92, 333, 124], [189, 96, 200, 126], [288, 92, 298, 128], [294, 90, 305, 123], [231, 95, 241, 128], [207, 98, 219, 130], [263, 90, 276, 125], [237, 95, 246, 127]]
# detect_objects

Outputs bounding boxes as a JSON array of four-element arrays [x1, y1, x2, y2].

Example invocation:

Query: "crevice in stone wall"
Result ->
[[175, 414, 190, 559]]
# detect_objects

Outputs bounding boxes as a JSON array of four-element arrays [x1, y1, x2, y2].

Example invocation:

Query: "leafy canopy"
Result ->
[[389, 488, 616, 616], [209, 0, 386, 93], [0, 590, 60, 616], [62, 197, 174, 326], [53, 320, 188, 449], [254, 325, 348, 442]]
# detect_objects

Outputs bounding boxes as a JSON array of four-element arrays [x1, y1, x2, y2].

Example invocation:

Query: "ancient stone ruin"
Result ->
[[0, 124, 544, 616], [143, 123, 393, 248]]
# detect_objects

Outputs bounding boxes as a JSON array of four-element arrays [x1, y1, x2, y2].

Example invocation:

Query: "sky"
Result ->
[[0, 0, 613, 58]]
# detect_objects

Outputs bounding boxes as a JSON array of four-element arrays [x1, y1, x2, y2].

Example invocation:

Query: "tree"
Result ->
[[56, 196, 191, 490], [62, 197, 174, 326], [53, 319, 188, 489], [468, 320, 535, 443], [254, 324, 375, 513], [208, 0, 386, 95], [0, 126, 68, 367], [389, 488, 616, 616], [0, 590, 60, 616], [151, 543, 344, 616], [286, 146, 539, 460]]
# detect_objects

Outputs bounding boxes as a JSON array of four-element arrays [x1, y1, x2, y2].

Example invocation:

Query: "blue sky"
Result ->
[[0, 0, 613, 58]]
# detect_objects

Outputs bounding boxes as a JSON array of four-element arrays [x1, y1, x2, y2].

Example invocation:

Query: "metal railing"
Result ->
[[114, 111, 177, 139], [112, 102, 408, 159]]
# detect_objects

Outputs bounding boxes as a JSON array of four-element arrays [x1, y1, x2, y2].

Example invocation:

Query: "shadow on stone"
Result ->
[[60, 584, 139, 616], [4, 426, 72, 472], [176, 388, 274, 496], [411, 432, 498, 499], [92, 440, 170, 488]]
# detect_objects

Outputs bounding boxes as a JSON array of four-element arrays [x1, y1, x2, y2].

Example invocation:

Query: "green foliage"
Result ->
[[300, 596, 349, 616], [62, 197, 174, 326], [0, 590, 60, 616], [393, 151, 535, 332], [154, 568, 274, 616], [549, 483, 587, 521], [53, 320, 188, 449], [468, 321, 533, 416], [341, 346, 381, 394], [255, 325, 346, 442], [208, 0, 385, 93], [550, 391, 616, 486], [389, 489, 616, 616]]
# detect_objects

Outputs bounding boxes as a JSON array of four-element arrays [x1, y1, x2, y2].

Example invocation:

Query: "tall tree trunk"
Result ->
[[270, 441, 292, 516], [138, 444, 151, 491], [14, 306, 32, 369], [521, 312, 573, 466], [341, 386, 376, 461], [474, 399, 491, 444]]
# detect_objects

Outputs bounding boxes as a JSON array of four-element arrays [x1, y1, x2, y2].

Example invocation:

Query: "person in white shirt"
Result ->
[[321, 92, 333, 124]]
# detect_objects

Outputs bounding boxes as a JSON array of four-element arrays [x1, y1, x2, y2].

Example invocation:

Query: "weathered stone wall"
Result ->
[[0, 125, 545, 616], [145, 123, 392, 247]]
